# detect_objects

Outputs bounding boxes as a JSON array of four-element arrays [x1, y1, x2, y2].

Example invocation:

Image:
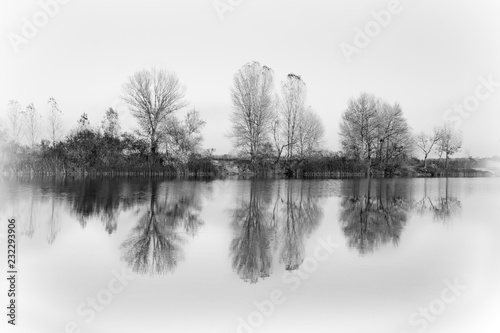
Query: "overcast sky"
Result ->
[[1, 0, 499, 157]]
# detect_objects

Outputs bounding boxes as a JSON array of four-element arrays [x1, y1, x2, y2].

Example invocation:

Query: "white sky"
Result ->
[[1, 0, 499, 157]]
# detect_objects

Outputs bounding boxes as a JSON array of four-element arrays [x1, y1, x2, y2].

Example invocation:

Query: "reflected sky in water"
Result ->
[[1, 177, 499, 333]]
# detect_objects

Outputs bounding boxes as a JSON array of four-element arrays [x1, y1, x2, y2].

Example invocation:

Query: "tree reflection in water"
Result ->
[[414, 178, 461, 223], [121, 180, 208, 275], [275, 181, 322, 271], [339, 179, 410, 255], [230, 181, 323, 283], [230, 181, 274, 283]]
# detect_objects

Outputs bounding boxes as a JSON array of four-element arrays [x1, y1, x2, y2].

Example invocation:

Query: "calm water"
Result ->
[[1, 177, 499, 333]]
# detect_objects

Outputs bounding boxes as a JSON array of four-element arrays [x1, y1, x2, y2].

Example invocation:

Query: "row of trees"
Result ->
[[227, 64, 465, 175], [415, 123, 462, 169], [339, 93, 464, 175], [1, 90, 210, 174], [1, 62, 470, 176], [229, 62, 325, 169], [5, 98, 64, 147]]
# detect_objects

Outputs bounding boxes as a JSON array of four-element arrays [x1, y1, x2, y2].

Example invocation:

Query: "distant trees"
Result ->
[[24, 103, 41, 148], [436, 122, 462, 169], [295, 108, 324, 160], [101, 107, 120, 138], [122, 68, 188, 163], [2, 67, 473, 177], [339, 93, 412, 175], [415, 129, 440, 168], [414, 123, 462, 170], [47, 97, 64, 145], [7, 100, 23, 144], [229, 62, 275, 166], [163, 109, 206, 164]]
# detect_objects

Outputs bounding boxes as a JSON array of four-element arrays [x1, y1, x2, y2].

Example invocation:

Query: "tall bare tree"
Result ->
[[436, 122, 462, 170], [122, 68, 187, 162], [7, 100, 23, 144], [229, 62, 275, 165], [295, 108, 324, 160], [339, 93, 379, 175], [24, 103, 41, 148], [415, 129, 440, 168], [280, 74, 307, 160], [47, 97, 63, 145]]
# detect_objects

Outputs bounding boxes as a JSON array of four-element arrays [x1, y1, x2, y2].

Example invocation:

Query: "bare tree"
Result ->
[[184, 108, 206, 139], [415, 129, 440, 168], [295, 108, 324, 160], [436, 122, 462, 170], [7, 100, 23, 144], [280, 74, 307, 160], [229, 62, 275, 165], [163, 109, 206, 163], [373, 102, 412, 169], [77, 112, 91, 131], [24, 103, 41, 148], [47, 97, 64, 145], [339, 93, 379, 175], [122, 68, 187, 163], [101, 107, 121, 137], [340, 94, 412, 175]]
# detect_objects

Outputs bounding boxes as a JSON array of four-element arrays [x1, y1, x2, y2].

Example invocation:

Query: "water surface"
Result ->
[[1, 177, 499, 333]]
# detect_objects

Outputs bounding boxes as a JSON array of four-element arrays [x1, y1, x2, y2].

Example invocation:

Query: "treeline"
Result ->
[[0, 61, 492, 177], [0, 102, 216, 175]]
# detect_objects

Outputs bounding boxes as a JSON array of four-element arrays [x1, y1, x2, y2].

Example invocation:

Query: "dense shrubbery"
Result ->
[[0, 129, 215, 175]]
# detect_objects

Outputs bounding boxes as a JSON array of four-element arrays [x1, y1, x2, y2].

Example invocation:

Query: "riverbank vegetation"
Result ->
[[1, 62, 498, 177]]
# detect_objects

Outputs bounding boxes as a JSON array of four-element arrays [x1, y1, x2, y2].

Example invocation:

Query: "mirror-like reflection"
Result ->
[[230, 181, 274, 283], [275, 182, 322, 270], [339, 179, 410, 254], [230, 180, 323, 283], [2, 176, 498, 333], [121, 180, 210, 275], [414, 178, 461, 223], [0, 176, 467, 282]]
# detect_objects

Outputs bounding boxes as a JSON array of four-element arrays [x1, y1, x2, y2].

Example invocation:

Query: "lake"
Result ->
[[1, 177, 499, 333]]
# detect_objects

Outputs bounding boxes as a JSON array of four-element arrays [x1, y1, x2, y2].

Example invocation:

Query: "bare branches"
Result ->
[[122, 68, 187, 158], [47, 97, 64, 145], [279, 74, 307, 160], [340, 93, 412, 174], [7, 100, 23, 144], [24, 103, 41, 148], [435, 122, 462, 169], [229, 62, 275, 164], [101, 107, 120, 138], [415, 129, 440, 168], [295, 108, 324, 160]]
